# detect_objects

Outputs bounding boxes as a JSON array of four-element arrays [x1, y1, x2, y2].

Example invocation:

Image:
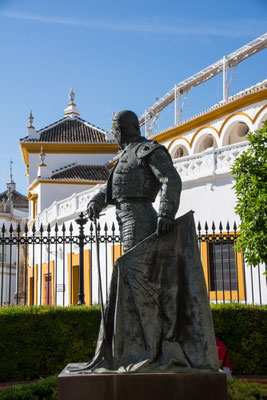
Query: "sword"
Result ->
[[94, 214, 107, 342]]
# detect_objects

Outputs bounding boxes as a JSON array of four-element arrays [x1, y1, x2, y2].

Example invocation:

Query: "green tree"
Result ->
[[231, 120, 267, 267]]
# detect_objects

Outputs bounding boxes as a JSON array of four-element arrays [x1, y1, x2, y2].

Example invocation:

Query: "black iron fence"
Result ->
[[197, 221, 266, 305], [0, 215, 266, 307]]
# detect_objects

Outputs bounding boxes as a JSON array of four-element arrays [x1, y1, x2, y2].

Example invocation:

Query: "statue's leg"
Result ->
[[115, 199, 157, 252]]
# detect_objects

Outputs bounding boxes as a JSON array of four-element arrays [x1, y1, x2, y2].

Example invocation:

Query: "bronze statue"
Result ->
[[88, 110, 182, 252], [69, 110, 218, 374]]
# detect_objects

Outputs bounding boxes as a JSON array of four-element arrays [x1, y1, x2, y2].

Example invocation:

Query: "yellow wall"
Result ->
[[111, 244, 124, 268], [68, 250, 91, 305], [32, 199, 38, 219], [27, 264, 38, 305], [200, 234, 245, 301], [41, 261, 55, 305]]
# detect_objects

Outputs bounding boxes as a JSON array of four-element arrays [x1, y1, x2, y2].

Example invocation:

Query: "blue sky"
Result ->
[[0, 0, 266, 195]]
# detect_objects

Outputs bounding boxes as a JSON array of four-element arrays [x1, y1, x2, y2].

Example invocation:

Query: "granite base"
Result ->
[[58, 364, 227, 400]]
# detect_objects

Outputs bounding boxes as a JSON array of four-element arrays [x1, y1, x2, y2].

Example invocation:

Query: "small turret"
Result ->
[[64, 87, 80, 117], [27, 110, 40, 139], [37, 147, 52, 178], [6, 158, 16, 195]]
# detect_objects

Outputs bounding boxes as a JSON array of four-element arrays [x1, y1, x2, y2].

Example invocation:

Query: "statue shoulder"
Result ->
[[136, 140, 168, 159]]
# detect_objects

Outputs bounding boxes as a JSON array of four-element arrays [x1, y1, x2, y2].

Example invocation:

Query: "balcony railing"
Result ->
[[173, 142, 249, 182]]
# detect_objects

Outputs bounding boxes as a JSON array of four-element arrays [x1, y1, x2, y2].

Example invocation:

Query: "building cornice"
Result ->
[[19, 142, 119, 167], [28, 179, 107, 191], [153, 89, 267, 144], [27, 192, 38, 200]]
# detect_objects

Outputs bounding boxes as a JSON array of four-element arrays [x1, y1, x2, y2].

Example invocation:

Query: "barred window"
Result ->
[[209, 242, 238, 291]]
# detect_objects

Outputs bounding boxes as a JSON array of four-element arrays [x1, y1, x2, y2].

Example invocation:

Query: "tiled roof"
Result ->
[[50, 164, 110, 181], [0, 190, 28, 209], [20, 116, 115, 144]]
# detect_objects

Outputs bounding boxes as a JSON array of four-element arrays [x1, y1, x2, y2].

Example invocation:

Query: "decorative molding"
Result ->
[[190, 125, 219, 148], [253, 103, 267, 124], [28, 179, 106, 191], [218, 112, 253, 137], [173, 141, 249, 182], [167, 136, 191, 151], [153, 89, 267, 144], [20, 142, 119, 167], [27, 192, 38, 200]]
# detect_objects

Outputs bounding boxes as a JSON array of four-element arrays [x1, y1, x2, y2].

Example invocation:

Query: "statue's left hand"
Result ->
[[156, 217, 174, 236]]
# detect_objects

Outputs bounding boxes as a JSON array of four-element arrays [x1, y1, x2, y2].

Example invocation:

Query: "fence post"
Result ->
[[75, 212, 88, 306]]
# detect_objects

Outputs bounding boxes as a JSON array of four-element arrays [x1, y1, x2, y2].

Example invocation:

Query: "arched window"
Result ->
[[172, 145, 189, 159], [202, 135, 214, 150], [194, 134, 217, 153], [257, 114, 267, 130], [223, 121, 250, 146]]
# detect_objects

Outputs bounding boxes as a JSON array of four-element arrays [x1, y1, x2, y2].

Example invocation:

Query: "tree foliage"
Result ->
[[231, 121, 267, 266]]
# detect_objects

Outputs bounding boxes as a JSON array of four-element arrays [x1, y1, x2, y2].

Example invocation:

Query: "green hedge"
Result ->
[[0, 306, 101, 382], [0, 377, 266, 400], [227, 379, 267, 400], [0, 304, 266, 381], [0, 376, 57, 400], [211, 304, 267, 376]]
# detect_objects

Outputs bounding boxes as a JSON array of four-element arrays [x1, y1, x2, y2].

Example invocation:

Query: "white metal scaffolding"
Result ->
[[139, 33, 267, 132]]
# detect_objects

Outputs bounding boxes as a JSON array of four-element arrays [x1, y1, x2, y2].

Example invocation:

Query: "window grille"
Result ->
[[209, 242, 238, 291]]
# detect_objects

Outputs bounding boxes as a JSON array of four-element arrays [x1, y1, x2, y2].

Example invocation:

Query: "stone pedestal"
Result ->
[[58, 364, 227, 400]]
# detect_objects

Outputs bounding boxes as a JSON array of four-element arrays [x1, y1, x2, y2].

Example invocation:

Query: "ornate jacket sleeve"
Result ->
[[87, 184, 107, 210], [146, 148, 182, 219]]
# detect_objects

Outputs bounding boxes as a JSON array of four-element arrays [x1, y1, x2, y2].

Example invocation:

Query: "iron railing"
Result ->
[[0, 215, 265, 306]]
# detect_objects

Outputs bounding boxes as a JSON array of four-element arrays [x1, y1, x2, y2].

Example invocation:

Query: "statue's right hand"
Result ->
[[87, 201, 102, 221]]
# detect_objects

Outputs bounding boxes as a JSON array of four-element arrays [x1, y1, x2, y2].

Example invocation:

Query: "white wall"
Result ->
[[177, 175, 238, 228], [37, 183, 96, 215]]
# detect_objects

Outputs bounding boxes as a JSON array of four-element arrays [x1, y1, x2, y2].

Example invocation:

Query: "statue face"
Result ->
[[111, 119, 123, 148]]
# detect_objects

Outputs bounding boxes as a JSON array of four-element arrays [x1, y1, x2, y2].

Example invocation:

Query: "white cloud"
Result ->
[[0, 10, 266, 38]]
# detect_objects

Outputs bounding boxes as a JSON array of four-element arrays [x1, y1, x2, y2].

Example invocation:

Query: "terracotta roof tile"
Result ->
[[0, 190, 28, 209], [20, 117, 115, 144], [50, 165, 110, 181]]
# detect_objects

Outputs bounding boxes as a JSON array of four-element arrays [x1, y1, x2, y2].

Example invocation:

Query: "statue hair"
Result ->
[[113, 110, 141, 138]]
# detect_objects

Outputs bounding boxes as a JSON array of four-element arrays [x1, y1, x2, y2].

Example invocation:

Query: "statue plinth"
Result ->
[[58, 364, 227, 400]]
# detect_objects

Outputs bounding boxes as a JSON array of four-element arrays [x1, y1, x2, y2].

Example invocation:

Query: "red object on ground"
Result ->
[[216, 338, 232, 371]]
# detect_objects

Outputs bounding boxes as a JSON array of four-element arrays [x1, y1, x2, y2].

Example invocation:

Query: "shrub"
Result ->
[[228, 379, 267, 400], [211, 303, 267, 375], [0, 376, 57, 400], [231, 121, 267, 266], [0, 306, 101, 382], [0, 304, 266, 381]]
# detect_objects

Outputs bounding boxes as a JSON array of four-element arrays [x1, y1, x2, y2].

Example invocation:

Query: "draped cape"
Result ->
[[70, 211, 218, 373]]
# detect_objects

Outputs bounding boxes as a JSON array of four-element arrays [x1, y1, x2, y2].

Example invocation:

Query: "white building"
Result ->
[[0, 166, 28, 305], [19, 82, 267, 306], [20, 90, 118, 223], [19, 90, 118, 306]]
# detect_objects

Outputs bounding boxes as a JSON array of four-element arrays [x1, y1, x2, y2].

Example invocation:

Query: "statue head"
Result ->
[[112, 110, 141, 148]]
